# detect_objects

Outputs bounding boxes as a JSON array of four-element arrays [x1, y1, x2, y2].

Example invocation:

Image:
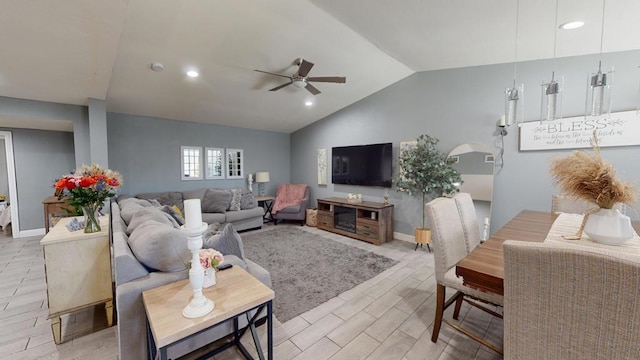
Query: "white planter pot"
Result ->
[[584, 208, 634, 246]]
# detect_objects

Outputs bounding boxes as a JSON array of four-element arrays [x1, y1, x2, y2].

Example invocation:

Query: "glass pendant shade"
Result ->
[[585, 64, 612, 117], [584, 61, 613, 117], [540, 72, 563, 122], [505, 83, 524, 125]]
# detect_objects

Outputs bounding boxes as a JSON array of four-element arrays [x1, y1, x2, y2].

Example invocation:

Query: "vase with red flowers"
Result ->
[[55, 164, 122, 233]]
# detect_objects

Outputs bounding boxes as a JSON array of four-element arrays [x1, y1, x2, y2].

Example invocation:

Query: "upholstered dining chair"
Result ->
[[426, 197, 504, 354], [551, 194, 626, 214], [504, 240, 640, 359], [453, 192, 481, 251]]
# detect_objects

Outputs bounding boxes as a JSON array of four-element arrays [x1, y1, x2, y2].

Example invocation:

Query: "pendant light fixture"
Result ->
[[540, 0, 563, 122], [585, 0, 613, 118], [505, 0, 524, 126]]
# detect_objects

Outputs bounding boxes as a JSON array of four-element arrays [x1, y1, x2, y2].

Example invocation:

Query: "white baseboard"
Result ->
[[19, 228, 45, 238], [394, 231, 414, 243]]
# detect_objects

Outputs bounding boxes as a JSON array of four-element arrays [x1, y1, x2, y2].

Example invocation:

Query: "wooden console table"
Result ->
[[42, 196, 68, 233], [317, 197, 394, 245], [40, 215, 113, 344]]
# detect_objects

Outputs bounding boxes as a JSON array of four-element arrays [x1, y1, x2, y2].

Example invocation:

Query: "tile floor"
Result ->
[[0, 224, 503, 360]]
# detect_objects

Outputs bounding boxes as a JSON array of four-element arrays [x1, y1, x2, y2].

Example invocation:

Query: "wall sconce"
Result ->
[[496, 115, 508, 169]]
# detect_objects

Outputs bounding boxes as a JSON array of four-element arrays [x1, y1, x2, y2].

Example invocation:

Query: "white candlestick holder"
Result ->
[[181, 222, 215, 318]]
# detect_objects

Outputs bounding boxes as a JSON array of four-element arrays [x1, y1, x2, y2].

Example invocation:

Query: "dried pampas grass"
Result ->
[[550, 132, 636, 209]]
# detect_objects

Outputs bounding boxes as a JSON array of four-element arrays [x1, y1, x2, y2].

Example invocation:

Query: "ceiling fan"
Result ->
[[254, 58, 346, 95]]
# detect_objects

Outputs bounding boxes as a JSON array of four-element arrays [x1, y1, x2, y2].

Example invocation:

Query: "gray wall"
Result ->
[[88, 98, 109, 167], [0, 97, 89, 168], [291, 50, 640, 236], [0, 128, 75, 230], [107, 113, 290, 196]]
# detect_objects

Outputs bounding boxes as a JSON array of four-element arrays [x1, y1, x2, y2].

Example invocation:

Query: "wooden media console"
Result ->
[[316, 197, 394, 245]]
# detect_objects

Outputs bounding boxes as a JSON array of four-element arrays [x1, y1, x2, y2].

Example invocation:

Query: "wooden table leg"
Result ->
[[105, 300, 113, 326], [51, 316, 61, 344], [44, 205, 50, 234]]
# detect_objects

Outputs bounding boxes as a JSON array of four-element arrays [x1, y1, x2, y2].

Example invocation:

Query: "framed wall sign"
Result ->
[[317, 148, 328, 185], [519, 110, 640, 151]]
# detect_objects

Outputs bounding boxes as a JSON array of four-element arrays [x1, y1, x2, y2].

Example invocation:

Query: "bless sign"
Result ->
[[519, 110, 640, 151]]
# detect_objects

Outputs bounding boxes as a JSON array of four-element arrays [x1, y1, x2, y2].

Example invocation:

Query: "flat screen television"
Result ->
[[331, 143, 393, 187]]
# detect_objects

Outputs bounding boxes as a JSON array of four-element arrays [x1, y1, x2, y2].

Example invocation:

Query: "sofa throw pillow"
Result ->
[[203, 223, 246, 261], [127, 207, 179, 235], [136, 191, 184, 212], [172, 205, 183, 217], [160, 205, 185, 226], [202, 189, 232, 213], [148, 199, 162, 207], [119, 198, 156, 224], [229, 189, 242, 211], [203, 222, 222, 239], [128, 221, 190, 272], [240, 189, 258, 209]]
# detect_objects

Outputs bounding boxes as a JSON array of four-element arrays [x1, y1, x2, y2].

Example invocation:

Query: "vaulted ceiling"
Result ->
[[1, 0, 639, 133]]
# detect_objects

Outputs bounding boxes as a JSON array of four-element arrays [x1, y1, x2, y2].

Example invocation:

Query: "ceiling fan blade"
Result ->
[[307, 76, 346, 83], [254, 69, 291, 79], [297, 60, 314, 77], [306, 83, 321, 95], [269, 81, 293, 91]]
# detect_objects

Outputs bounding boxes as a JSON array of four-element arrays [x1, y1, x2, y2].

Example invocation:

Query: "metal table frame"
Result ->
[[147, 300, 273, 360]]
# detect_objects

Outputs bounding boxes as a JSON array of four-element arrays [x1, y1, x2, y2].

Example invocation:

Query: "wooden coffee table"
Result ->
[[142, 266, 274, 360]]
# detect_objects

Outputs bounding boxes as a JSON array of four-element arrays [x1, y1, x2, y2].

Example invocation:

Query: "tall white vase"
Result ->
[[584, 208, 634, 245]]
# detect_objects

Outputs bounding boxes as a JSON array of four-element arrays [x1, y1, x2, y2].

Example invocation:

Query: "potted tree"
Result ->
[[395, 134, 462, 251]]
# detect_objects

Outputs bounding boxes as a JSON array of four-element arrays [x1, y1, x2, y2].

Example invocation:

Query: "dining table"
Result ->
[[455, 210, 640, 296]]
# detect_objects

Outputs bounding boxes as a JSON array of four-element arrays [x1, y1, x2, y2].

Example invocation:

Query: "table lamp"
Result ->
[[255, 171, 270, 196]]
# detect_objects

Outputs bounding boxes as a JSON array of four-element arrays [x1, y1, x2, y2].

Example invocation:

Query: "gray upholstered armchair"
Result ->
[[272, 184, 309, 225]]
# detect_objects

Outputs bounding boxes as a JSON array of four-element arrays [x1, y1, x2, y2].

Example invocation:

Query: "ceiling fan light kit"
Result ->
[[293, 78, 307, 88], [254, 58, 346, 95]]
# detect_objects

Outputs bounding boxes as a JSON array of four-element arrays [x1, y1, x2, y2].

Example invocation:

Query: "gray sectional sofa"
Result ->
[[111, 192, 271, 360], [133, 187, 265, 231]]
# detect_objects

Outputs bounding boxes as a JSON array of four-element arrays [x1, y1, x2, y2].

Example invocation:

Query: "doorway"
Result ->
[[0, 131, 20, 238]]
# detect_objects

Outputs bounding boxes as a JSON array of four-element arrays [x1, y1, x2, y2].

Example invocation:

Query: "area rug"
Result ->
[[241, 227, 398, 322]]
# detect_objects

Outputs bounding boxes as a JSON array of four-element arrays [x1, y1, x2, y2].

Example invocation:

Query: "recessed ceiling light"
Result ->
[[559, 21, 585, 30], [150, 63, 165, 71], [305, 101, 313, 106], [186, 70, 199, 78]]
